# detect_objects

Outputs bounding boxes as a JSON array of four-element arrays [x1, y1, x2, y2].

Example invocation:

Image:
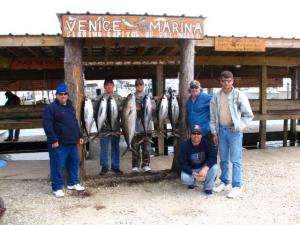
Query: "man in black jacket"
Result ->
[[4, 91, 21, 142], [43, 83, 85, 198], [179, 124, 218, 196]]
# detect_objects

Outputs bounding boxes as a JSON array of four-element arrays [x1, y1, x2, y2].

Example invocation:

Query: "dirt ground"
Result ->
[[1, 147, 300, 225]]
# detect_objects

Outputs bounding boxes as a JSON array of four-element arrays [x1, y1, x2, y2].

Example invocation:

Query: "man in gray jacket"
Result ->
[[210, 70, 253, 198]]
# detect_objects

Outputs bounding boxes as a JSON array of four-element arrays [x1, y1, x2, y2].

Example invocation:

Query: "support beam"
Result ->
[[283, 119, 288, 147], [64, 39, 85, 179], [290, 68, 297, 146], [156, 64, 165, 155], [259, 65, 267, 149], [172, 39, 194, 173]]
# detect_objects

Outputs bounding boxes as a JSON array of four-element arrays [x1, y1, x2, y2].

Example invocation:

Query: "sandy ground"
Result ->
[[1, 148, 300, 225]]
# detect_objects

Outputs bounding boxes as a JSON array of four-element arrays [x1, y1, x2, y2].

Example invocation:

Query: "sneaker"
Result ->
[[99, 167, 108, 175], [67, 184, 85, 191], [142, 166, 151, 172], [53, 189, 65, 198], [111, 168, 123, 174], [188, 185, 195, 191], [132, 167, 140, 173], [205, 189, 213, 196], [213, 183, 231, 193], [227, 187, 242, 198], [13, 138, 19, 142], [4, 138, 12, 142]]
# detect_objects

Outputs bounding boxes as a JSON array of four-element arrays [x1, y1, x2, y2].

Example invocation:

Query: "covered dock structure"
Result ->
[[0, 13, 300, 174]]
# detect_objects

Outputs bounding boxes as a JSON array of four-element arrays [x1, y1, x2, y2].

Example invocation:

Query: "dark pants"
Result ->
[[7, 129, 20, 139], [132, 135, 150, 168], [48, 144, 80, 191]]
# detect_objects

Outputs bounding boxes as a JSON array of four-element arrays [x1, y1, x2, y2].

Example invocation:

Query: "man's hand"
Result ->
[[213, 134, 218, 145], [79, 138, 84, 145], [230, 127, 237, 132], [192, 172, 198, 179], [198, 166, 209, 178], [51, 141, 59, 148]]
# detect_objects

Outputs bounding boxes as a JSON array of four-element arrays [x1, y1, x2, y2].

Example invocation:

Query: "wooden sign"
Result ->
[[10, 57, 63, 70], [215, 37, 266, 52], [59, 14, 204, 39]]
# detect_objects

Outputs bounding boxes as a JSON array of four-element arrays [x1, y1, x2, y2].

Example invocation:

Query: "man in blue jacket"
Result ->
[[187, 80, 212, 141], [43, 83, 85, 198], [179, 124, 218, 196]]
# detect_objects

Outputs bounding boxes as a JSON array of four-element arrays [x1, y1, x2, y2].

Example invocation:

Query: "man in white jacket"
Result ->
[[210, 70, 253, 198]]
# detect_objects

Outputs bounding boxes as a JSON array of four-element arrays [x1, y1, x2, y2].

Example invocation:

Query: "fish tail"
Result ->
[[121, 147, 134, 157]]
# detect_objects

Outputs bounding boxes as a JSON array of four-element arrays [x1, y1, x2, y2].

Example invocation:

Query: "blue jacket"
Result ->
[[179, 138, 217, 175], [43, 99, 83, 145], [187, 92, 211, 135]]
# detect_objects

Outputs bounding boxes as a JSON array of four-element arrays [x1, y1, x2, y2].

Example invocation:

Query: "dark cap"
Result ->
[[104, 78, 114, 86], [135, 79, 144, 86], [190, 80, 201, 88], [191, 124, 203, 134]]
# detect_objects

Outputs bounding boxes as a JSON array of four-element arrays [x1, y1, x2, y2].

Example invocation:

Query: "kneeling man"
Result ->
[[179, 125, 218, 195]]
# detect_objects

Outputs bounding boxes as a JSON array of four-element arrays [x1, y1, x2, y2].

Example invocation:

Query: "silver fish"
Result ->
[[121, 93, 137, 156], [157, 94, 169, 132], [83, 98, 94, 135], [107, 96, 119, 131], [141, 93, 153, 135], [97, 96, 107, 132], [168, 88, 179, 134]]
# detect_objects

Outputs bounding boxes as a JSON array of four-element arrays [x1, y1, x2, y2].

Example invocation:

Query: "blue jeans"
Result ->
[[100, 135, 120, 170], [218, 126, 243, 188], [48, 144, 80, 191], [181, 164, 218, 190]]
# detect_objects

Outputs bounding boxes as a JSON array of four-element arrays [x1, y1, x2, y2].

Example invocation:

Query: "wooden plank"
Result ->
[[60, 14, 204, 39], [250, 99, 300, 111], [9, 57, 63, 70], [0, 79, 63, 91], [254, 111, 300, 120], [0, 105, 45, 119], [0, 35, 64, 47], [172, 39, 194, 172], [200, 78, 282, 88], [0, 119, 42, 129], [83, 56, 300, 66]]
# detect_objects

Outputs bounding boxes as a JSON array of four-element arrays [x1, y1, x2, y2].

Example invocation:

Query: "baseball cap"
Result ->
[[191, 124, 203, 134], [190, 80, 201, 89]]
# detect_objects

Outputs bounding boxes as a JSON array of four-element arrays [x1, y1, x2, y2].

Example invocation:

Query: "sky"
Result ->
[[0, 0, 300, 38]]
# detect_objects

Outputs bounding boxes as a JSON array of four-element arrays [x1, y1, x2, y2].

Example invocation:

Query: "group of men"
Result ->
[[42, 70, 253, 199], [180, 70, 253, 198]]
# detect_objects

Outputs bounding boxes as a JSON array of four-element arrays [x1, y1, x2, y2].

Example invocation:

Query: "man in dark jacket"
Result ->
[[43, 83, 85, 198], [179, 124, 218, 196], [4, 91, 21, 142]]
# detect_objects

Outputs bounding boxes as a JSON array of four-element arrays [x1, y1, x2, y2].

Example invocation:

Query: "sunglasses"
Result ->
[[221, 79, 233, 83], [58, 92, 68, 96], [192, 132, 201, 136], [190, 85, 199, 90]]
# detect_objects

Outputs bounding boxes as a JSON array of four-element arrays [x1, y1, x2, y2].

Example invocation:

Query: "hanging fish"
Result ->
[[157, 94, 169, 133], [96, 96, 108, 133], [81, 97, 94, 137], [107, 96, 119, 131], [168, 88, 179, 136], [121, 93, 137, 156]]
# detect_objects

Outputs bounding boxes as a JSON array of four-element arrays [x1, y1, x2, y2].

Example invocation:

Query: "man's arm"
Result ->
[[238, 92, 254, 131], [179, 143, 193, 175], [42, 106, 58, 145]]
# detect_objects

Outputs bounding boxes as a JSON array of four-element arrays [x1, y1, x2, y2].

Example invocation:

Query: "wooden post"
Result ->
[[283, 119, 288, 147], [171, 40, 194, 173], [259, 65, 267, 149], [290, 68, 297, 146], [156, 64, 165, 155], [64, 39, 86, 179]]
